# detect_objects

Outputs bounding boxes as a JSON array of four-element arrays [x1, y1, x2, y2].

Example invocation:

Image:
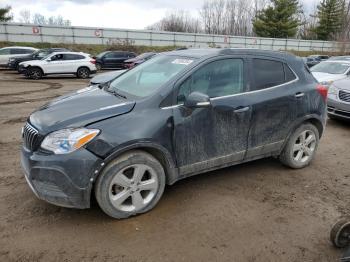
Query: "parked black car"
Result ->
[[21, 48, 327, 219], [124, 52, 157, 69], [303, 57, 321, 68], [308, 55, 329, 61], [95, 51, 136, 70], [8, 48, 70, 71]]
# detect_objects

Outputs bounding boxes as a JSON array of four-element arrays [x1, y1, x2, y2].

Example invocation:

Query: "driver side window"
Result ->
[[177, 58, 244, 104]]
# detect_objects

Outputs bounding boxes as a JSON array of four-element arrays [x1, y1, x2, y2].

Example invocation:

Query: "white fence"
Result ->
[[1, 22, 349, 53]]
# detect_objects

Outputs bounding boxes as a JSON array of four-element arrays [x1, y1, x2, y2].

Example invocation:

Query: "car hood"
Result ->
[[20, 59, 45, 66], [30, 86, 135, 133], [311, 72, 346, 83], [333, 78, 350, 91], [125, 57, 141, 63], [90, 70, 126, 84]]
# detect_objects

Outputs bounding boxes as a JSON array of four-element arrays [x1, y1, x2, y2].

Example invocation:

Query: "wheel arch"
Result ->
[[77, 66, 91, 72], [28, 65, 44, 74], [95, 142, 179, 186]]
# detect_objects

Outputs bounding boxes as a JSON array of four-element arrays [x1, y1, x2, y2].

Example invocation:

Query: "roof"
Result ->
[[165, 48, 296, 60]]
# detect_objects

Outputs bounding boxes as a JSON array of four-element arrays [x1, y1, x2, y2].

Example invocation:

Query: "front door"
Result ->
[[173, 58, 252, 176], [45, 54, 65, 74]]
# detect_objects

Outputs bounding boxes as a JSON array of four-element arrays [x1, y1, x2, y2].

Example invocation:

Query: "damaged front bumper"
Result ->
[[21, 146, 101, 209]]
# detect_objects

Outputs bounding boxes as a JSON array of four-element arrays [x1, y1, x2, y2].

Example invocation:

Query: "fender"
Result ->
[[91, 141, 179, 185], [280, 113, 326, 153]]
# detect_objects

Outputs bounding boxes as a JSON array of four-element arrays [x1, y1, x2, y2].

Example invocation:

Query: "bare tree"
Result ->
[[19, 9, 31, 23], [147, 10, 201, 33]]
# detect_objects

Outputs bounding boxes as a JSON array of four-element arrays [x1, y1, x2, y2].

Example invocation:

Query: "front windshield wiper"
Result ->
[[105, 88, 127, 99]]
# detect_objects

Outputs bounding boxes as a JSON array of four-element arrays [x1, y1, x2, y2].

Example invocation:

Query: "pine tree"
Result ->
[[314, 0, 345, 40], [0, 6, 12, 22], [253, 0, 301, 38]]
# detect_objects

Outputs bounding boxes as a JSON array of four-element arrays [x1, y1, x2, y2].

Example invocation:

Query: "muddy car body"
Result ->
[[21, 48, 327, 218]]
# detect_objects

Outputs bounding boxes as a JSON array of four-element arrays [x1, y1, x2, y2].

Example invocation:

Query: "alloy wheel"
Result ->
[[108, 164, 159, 212], [292, 130, 317, 163]]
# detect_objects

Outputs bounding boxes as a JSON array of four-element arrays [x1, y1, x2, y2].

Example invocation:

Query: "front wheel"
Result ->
[[279, 123, 319, 169], [95, 151, 166, 219], [27, 67, 43, 80], [77, 67, 90, 79], [95, 62, 102, 71]]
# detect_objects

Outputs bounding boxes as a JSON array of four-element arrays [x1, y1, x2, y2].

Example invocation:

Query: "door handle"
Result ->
[[233, 106, 250, 113], [295, 92, 305, 98]]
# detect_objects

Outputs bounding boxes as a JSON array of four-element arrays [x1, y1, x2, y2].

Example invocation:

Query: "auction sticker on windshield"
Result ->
[[171, 59, 194, 65]]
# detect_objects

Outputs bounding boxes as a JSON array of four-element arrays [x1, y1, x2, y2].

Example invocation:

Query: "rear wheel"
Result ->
[[95, 151, 166, 219], [28, 67, 43, 80], [279, 123, 319, 169], [77, 67, 90, 79]]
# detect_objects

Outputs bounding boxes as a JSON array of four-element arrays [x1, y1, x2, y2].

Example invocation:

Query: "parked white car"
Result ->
[[0, 46, 37, 67], [20, 52, 97, 80], [311, 60, 350, 87]]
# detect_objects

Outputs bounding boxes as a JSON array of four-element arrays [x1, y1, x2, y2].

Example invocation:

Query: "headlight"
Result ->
[[41, 128, 100, 154], [9, 58, 14, 62], [328, 85, 339, 96], [320, 80, 333, 87]]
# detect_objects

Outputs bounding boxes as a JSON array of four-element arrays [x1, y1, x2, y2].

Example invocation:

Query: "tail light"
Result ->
[[316, 84, 328, 101], [90, 60, 96, 64]]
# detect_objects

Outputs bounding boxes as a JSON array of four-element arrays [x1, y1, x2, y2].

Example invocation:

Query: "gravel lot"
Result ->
[[0, 69, 349, 261]]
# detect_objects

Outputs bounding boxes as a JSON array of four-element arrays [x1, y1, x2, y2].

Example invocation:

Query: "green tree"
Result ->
[[313, 0, 345, 40], [0, 6, 12, 22], [253, 0, 301, 38]]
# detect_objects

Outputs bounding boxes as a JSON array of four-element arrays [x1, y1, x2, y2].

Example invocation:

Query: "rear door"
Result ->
[[245, 57, 299, 159], [172, 57, 252, 176], [63, 54, 85, 72]]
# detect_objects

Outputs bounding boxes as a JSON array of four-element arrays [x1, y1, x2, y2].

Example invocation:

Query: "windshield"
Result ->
[[96, 51, 109, 58], [109, 55, 195, 98], [135, 52, 156, 60], [310, 62, 350, 74], [35, 51, 50, 59]]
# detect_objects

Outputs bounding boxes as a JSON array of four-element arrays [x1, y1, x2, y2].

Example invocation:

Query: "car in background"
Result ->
[[327, 78, 350, 121], [329, 56, 350, 61], [308, 55, 329, 61], [19, 52, 96, 80], [124, 52, 157, 69], [7, 48, 70, 71], [0, 46, 37, 67], [90, 69, 127, 85], [95, 51, 136, 70], [310, 60, 350, 87], [303, 57, 320, 68]]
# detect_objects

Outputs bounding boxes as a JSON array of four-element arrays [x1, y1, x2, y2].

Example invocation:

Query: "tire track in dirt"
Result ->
[[0, 80, 63, 97]]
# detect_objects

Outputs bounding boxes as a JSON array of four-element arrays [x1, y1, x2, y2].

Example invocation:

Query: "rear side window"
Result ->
[[252, 59, 296, 90], [284, 64, 297, 82], [253, 59, 285, 90], [11, 48, 34, 54], [63, 54, 85, 60], [0, 49, 10, 55]]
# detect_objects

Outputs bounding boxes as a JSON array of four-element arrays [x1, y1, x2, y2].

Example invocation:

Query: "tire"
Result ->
[[95, 62, 102, 71], [279, 123, 319, 169], [28, 67, 43, 80], [330, 218, 350, 248], [95, 150, 166, 219], [77, 67, 90, 79]]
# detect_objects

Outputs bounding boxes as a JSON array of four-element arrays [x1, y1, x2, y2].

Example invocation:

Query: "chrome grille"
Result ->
[[23, 123, 40, 151], [339, 90, 350, 103]]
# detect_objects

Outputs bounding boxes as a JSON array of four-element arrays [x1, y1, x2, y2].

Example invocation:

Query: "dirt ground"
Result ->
[[0, 69, 349, 262]]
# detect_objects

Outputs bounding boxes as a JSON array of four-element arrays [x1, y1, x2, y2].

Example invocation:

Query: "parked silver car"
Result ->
[[327, 78, 350, 120]]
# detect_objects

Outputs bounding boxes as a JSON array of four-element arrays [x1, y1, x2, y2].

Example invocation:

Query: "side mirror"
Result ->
[[184, 92, 211, 108], [46, 58, 52, 62]]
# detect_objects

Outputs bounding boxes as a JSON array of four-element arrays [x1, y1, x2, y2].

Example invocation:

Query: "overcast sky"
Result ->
[[3, 0, 320, 29]]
